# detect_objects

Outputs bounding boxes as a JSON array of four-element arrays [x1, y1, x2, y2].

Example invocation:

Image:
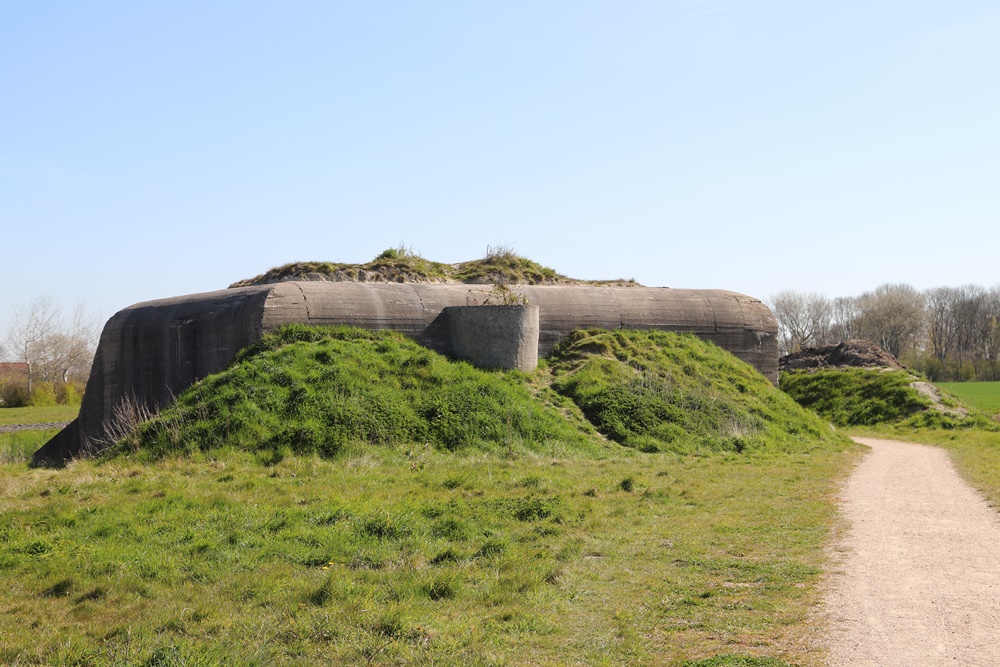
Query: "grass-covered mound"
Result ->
[[780, 368, 996, 429], [115, 325, 608, 462], [119, 326, 850, 462], [1, 331, 863, 665], [547, 329, 844, 454], [230, 245, 637, 288]]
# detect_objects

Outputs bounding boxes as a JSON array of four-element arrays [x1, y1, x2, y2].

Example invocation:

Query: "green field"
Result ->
[[0, 444, 857, 666], [0, 327, 863, 666], [0, 405, 79, 426], [936, 381, 1000, 416], [9, 332, 1000, 665]]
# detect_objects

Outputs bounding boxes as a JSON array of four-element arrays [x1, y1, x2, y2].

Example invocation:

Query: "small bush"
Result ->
[[29, 382, 58, 407], [0, 379, 30, 408], [59, 382, 84, 406]]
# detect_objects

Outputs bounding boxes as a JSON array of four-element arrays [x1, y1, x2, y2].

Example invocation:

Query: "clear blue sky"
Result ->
[[2, 1, 998, 341]]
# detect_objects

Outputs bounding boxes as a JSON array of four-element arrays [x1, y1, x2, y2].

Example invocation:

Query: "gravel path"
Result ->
[[0, 422, 70, 434], [823, 437, 1000, 666]]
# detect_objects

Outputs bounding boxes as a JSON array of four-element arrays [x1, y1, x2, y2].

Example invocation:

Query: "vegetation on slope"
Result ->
[[117, 325, 847, 461], [115, 325, 607, 462], [549, 329, 844, 454], [780, 368, 996, 429], [0, 326, 863, 665], [229, 245, 637, 288]]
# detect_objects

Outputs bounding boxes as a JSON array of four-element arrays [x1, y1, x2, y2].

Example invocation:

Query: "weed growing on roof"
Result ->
[[452, 246, 566, 285]]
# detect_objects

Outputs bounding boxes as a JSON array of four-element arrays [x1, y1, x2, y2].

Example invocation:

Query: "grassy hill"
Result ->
[[113, 325, 608, 462], [0, 326, 859, 666], [780, 367, 996, 429], [548, 329, 842, 454]]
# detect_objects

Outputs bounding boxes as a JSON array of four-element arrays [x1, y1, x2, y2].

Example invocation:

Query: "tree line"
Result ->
[[0, 296, 99, 407], [770, 283, 1000, 382]]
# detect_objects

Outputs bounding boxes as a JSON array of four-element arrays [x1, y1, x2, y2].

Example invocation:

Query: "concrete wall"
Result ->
[[33, 282, 778, 465], [445, 305, 539, 371]]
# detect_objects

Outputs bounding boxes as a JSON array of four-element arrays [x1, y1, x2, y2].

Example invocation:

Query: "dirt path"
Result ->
[[823, 437, 1000, 666], [0, 421, 71, 434]]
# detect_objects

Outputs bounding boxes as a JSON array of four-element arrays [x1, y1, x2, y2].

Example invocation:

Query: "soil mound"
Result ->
[[779, 339, 904, 373], [229, 249, 640, 289]]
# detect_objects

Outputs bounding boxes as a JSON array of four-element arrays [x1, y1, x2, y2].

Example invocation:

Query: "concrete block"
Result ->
[[445, 305, 539, 371]]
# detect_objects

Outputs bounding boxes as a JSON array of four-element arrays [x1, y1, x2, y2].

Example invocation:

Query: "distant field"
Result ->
[[936, 382, 1000, 416], [0, 405, 78, 426]]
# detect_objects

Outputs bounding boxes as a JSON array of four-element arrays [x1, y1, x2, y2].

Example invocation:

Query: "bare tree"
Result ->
[[770, 290, 833, 354], [925, 286, 960, 367], [949, 285, 989, 376], [6, 296, 61, 394], [855, 283, 925, 358], [829, 296, 861, 342], [983, 287, 1000, 381], [771, 282, 999, 380], [4, 297, 99, 394]]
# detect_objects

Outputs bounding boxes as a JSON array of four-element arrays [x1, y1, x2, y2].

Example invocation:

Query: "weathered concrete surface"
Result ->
[[446, 305, 539, 371], [33, 283, 777, 465]]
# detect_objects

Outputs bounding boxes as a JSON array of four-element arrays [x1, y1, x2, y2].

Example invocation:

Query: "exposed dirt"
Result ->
[[779, 339, 905, 372], [822, 437, 1000, 666], [910, 382, 969, 418]]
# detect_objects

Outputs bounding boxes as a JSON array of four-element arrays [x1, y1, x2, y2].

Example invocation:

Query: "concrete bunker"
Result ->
[[33, 282, 778, 465]]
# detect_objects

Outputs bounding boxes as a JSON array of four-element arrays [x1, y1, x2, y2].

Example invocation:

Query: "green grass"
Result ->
[[780, 368, 928, 426], [936, 381, 1000, 416], [0, 444, 855, 666], [452, 250, 567, 284], [0, 405, 79, 426], [0, 429, 61, 465], [0, 325, 863, 665], [550, 329, 844, 454], [116, 325, 608, 461], [780, 368, 995, 429], [231, 247, 590, 288]]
